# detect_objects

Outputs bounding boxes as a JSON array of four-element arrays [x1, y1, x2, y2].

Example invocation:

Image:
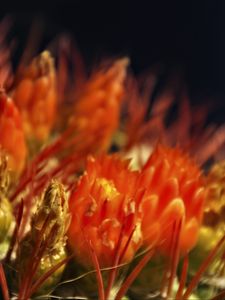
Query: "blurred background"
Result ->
[[1, 1, 225, 120]]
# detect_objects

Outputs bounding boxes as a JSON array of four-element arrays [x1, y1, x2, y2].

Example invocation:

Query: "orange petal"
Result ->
[[180, 217, 199, 254], [159, 198, 185, 228]]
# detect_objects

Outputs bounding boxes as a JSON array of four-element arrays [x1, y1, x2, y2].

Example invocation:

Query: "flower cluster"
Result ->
[[68, 146, 206, 269], [0, 19, 225, 300]]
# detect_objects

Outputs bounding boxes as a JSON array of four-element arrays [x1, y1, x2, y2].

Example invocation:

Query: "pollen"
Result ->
[[96, 177, 119, 200]]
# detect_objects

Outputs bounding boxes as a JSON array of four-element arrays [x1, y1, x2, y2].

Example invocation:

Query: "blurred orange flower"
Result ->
[[13, 51, 57, 142], [140, 144, 206, 255], [0, 90, 27, 174], [68, 154, 144, 268], [70, 58, 129, 153]]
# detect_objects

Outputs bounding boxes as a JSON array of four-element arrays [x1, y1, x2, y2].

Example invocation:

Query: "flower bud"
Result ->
[[16, 180, 70, 295]]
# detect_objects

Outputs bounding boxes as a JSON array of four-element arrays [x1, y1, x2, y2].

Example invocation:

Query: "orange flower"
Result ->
[[12, 51, 57, 142], [70, 58, 129, 153], [140, 144, 206, 255], [68, 154, 143, 268], [0, 90, 27, 174]]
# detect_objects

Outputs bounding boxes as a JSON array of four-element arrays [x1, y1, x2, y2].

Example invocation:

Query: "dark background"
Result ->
[[1, 1, 225, 116]]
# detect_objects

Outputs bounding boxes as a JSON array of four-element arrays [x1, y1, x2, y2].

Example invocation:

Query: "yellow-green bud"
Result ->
[[16, 180, 70, 295], [0, 197, 13, 243], [0, 153, 13, 260], [189, 160, 225, 280]]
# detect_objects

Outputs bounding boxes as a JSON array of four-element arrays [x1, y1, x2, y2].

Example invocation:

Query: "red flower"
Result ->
[[140, 144, 206, 255]]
